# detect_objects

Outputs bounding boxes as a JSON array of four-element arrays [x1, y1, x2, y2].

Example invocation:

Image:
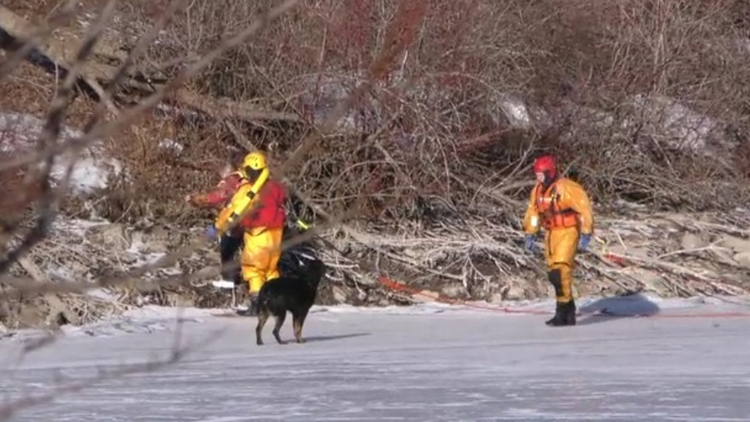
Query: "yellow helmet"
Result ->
[[239, 151, 268, 180], [243, 151, 267, 171]]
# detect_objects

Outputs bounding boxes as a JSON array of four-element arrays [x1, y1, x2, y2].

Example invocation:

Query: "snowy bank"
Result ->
[[0, 111, 122, 195]]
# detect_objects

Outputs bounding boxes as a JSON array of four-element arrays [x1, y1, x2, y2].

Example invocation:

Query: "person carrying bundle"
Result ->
[[206, 151, 287, 315]]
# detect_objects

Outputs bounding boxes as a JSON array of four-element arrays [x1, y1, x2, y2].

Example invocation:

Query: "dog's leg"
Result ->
[[255, 308, 269, 346], [272, 312, 288, 345], [292, 309, 309, 344]]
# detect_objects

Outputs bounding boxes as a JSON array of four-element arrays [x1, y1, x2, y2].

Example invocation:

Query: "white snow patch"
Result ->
[[158, 138, 184, 154], [315, 302, 460, 315], [47, 266, 76, 283], [487, 91, 533, 129], [741, 38, 750, 54], [85, 288, 117, 302], [292, 73, 382, 134], [631, 94, 721, 152], [126, 239, 167, 266], [50, 154, 118, 194], [0, 111, 123, 195], [61, 305, 213, 338], [155, 103, 201, 120], [0, 306, 214, 342], [50, 216, 110, 235], [565, 94, 727, 156]]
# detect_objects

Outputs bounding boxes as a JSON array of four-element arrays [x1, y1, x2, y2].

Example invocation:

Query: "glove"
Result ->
[[578, 233, 591, 252], [205, 225, 219, 241], [523, 234, 536, 253]]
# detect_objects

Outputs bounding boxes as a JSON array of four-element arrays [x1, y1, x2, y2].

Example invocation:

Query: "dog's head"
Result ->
[[303, 259, 327, 289]]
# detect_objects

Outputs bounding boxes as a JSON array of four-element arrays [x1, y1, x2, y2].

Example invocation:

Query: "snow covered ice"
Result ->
[[1, 296, 750, 421]]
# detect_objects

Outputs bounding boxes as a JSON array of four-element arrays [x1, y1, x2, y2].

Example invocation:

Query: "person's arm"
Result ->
[[558, 179, 594, 235], [190, 174, 241, 208], [522, 184, 541, 235], [215, 182, 252, 234]]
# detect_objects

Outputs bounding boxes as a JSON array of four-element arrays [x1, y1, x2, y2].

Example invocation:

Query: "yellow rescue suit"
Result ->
[[240, 225, 283, 294], [523, 177, 594, 303], [214, 172, 286, 295]]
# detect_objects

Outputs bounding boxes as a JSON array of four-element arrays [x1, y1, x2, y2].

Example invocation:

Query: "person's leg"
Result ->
[[543, 231, 562, 325], [545, 226, 580, 326], [239, 229, 274, 315], [219, 233, 243, 282], [262, 227, 284, 281]]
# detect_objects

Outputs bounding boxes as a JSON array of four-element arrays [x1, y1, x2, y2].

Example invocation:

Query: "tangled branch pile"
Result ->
[[116, 0, 750, 297], [2, 0, 750, 332], [131, 0, 750, 213]]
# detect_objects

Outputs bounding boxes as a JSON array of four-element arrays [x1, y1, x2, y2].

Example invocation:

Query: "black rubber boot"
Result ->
[[565, 300, 577, 326], [547, 301, 576, 327], [545, 302, 565, 326]]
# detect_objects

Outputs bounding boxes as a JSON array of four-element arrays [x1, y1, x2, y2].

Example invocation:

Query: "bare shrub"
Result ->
[[119, 0, 749, 212], [44, 0, 749, 301]]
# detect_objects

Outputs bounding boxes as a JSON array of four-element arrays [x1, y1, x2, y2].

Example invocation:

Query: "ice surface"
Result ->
[[1, 296, 750, 421]]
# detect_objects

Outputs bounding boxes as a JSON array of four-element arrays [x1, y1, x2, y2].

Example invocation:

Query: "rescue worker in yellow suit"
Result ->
[[206, 151, 287, 315], [522, 155, 594, 327]]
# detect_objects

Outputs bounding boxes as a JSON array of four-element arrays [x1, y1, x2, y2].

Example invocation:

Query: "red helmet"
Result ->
[[533, 155, 557, 177]]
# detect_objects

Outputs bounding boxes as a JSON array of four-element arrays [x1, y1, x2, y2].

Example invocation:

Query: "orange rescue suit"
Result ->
[[522, 177, 594, 303]]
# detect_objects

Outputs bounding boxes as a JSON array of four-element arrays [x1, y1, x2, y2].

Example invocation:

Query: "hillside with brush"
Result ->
[[2, 0, 750, 331]]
